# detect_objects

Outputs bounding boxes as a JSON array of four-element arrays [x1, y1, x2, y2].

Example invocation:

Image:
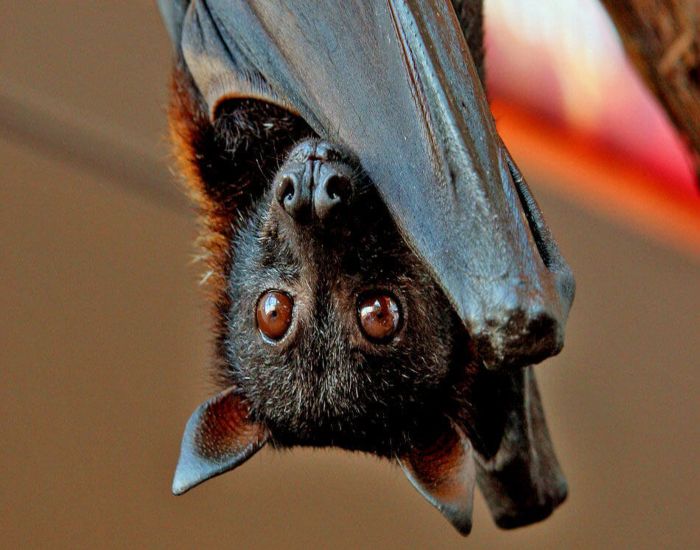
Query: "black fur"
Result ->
[[223, 144, 476, 456]]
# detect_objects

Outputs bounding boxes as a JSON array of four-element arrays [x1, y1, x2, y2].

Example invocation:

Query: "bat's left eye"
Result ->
[[256, 291, 293, 342], [357, 293, 402, 342]]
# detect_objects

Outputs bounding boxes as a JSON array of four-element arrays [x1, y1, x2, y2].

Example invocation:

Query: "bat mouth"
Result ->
[[263, 407, 449, 458]]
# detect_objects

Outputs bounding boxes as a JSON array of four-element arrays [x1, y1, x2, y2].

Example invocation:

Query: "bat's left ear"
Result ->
[[398, 420, 476, 536], [172, 387, 268, 495]]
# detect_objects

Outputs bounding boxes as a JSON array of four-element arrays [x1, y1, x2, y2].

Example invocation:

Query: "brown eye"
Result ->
[[256, 291, 293, 341], [358, 293, 401, 342]]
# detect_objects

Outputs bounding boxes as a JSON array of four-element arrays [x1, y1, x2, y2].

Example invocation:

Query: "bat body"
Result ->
[[161, 0, 573, 535]]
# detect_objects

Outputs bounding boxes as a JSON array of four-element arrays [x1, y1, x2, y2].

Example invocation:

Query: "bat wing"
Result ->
[[159, 0, 573, 370], [470, 367, 568, 528]]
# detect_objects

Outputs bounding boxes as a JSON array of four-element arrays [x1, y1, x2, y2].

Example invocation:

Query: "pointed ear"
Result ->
[[172, 387, 268, 495], [398, 421, 476, 536]]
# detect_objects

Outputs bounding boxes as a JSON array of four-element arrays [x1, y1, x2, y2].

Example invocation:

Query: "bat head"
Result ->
[[225, 137, 468, 454]]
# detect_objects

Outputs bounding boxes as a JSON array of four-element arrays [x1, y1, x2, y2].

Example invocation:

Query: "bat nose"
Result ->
[[275, 140, 355, 225]]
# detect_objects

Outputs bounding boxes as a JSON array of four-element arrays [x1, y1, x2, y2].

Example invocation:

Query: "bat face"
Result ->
[[224, 137, 469, 455]]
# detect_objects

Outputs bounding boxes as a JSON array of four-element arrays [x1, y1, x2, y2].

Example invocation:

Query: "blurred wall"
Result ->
[[1, 3, 699, 549]]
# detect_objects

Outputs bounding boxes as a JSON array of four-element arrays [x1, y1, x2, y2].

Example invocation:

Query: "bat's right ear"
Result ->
[[398, 419, 477, 536], [172, 387, 268, 495]]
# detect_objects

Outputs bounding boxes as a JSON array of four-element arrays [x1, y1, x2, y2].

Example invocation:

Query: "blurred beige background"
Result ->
[[1, 3, 699, 549]]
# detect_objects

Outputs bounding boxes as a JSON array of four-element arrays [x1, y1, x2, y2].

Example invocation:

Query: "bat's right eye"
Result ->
[[256, 291, 294, 342], [357, 292, 402, 343]]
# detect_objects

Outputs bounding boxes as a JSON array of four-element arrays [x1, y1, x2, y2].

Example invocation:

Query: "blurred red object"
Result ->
[[485, 0, 700, 255]]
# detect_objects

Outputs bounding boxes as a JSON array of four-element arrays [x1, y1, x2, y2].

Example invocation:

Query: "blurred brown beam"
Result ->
[[0, 79, 188, 214]]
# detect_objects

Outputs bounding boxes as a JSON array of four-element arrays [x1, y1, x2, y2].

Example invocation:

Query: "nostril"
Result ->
[[314, 172, 354, 221], [325, 175, 351, 202], [275, 174, 297, 208], [275, 169, 312, 223]]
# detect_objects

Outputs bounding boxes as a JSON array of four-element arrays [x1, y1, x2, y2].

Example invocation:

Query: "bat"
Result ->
[[158, 0, 575, 535]]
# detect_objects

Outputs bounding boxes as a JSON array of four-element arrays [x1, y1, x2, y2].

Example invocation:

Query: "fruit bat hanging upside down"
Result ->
[[158, 0, 576, 535]]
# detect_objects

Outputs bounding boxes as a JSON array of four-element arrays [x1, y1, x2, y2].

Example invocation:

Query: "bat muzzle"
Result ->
[[274, 139, 356, 226]]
